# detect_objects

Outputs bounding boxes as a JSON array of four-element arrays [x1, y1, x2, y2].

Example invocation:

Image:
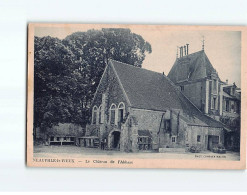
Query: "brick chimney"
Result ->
[[186, 44, 189, 55], [184, 45, 187, 55]]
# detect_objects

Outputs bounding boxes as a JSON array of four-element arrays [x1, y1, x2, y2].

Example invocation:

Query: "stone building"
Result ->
[[168, 45, 241, 151], [82, 59, 226, 152], [35, 123, 84, 146]]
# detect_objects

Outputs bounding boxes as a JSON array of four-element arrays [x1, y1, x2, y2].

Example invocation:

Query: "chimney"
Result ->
[[181, 46, 183, 57], [226, 79, 228, 84], [184, 45, 187, 55], [186, 44, 189, 55]]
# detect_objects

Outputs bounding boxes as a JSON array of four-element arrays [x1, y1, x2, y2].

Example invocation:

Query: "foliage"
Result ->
[[189, 145, 201, 153], [219, 116, 240, 131], [212, 144, 226, 154], [34, 28, 152, 135]]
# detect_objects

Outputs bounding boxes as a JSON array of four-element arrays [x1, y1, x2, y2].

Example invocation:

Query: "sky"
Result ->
[[35, 25, 241, 87]]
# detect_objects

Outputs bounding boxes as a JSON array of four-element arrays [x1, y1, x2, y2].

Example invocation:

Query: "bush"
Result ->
[[189, 146, 201, 153], [212, 144, 226, 154]]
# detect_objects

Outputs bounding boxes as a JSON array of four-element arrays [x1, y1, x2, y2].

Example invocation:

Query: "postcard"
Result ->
[[27, 24, 246, 169]]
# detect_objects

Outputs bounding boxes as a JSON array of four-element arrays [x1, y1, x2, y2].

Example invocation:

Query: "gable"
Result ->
[[168, 50, 216, 84], [91, 63, 130, 109]]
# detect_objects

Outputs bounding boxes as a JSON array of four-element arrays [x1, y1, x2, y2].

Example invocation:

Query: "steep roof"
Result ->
[[109, 59, 224, 128], [168, 50, 216, 84]]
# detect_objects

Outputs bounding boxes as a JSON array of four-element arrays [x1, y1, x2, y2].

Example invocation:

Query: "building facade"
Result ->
[[168, 46, 241, 151], [82, 60, 226, 152]]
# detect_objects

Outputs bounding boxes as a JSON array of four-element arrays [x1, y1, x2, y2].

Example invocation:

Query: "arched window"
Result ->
[[92, 106, 98, 124], [99, 105, 102, 124], [110, 104, 116, 124], [118, 102, 125, 123]]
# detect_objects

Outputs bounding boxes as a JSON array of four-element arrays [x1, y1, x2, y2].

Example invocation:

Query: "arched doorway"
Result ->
[[111, 131, 121, 149]]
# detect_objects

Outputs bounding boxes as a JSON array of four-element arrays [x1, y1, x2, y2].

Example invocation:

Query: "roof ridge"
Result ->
[[110, 59, 141, 69], [110, 59, 166, 77], [178, 50, 204, 59]]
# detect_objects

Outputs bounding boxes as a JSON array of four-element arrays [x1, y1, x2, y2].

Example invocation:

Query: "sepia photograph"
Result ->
[[27, 24, 246, 169], [2, 0, 247, 193]]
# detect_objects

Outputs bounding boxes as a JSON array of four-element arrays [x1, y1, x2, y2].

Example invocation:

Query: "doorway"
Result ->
[[112, 131, 121, 149], [208, 135, 219, 150]]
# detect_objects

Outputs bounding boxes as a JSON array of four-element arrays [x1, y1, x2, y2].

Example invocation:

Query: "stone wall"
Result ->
[[186, 125, 209, 150], [182, 81, 204, 110], [130, 108, 188, 149], [92, 64, 129, 125], [186, 125, 224, 151]]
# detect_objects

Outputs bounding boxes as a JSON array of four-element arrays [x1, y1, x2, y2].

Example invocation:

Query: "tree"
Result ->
[[34, 28, 152, 138]]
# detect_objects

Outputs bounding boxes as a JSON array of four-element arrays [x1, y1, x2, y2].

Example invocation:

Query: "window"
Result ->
[[212, 136, 219, 145], [118, 103, 125, 123], [50, 137, 54, 141], [70, 137, 75, 141], [231, 103, 235, 112], [164, 120, 171, 132], [56, 137, 60, 141], [92, 106, 98, 124], [171, 136, 176, 143], [180, 86, 184, 91], [64, 137, 67, 141], [211, 97, 217, 110], [185, 131, 188, 141], [99, 105, 102, 124], [213, 79, 217, 91], [226, 100, 230, 112], [110, 104, 116, 124], [197, 135, 201, 142]]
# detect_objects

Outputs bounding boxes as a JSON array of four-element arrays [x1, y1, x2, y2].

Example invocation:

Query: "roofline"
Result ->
[[187, 123, 224, 129], [109, 60, 132, 106], [131, 106, 169, 113]]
